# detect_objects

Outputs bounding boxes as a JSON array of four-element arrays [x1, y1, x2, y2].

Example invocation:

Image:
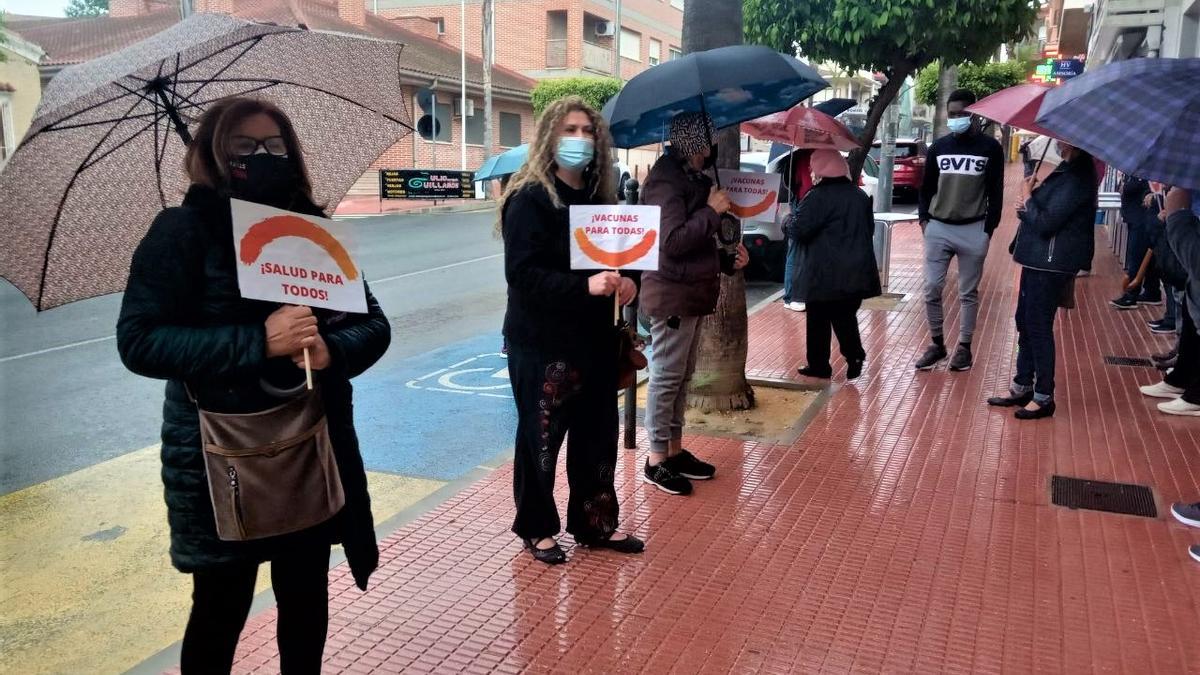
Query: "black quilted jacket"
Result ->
[[116, 185, 389, 589]]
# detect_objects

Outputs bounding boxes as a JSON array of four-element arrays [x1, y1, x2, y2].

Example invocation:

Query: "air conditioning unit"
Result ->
[[454, 98, 476, 117], [595, 21, 615, 37]]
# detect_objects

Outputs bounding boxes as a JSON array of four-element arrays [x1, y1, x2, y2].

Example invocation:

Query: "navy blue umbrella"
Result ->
[[601, 45, 828, 149], [1036, 58, 1200, 190]]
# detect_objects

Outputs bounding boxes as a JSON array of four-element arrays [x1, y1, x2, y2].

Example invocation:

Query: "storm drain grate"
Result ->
[[1103, 356, 1154, 368], [1051, 475, 1157, 518]]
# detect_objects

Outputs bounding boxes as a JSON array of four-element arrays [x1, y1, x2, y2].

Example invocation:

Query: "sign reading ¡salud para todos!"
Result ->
[[569, 205, 661, 271], [231, 199, 367, 313]]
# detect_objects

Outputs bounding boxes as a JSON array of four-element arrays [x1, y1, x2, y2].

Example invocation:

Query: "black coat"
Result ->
[[1010, 157, 1097, 274], [116, 185, 389, 589], [501, 179, 632, 353], [784, 177, 882, 303]]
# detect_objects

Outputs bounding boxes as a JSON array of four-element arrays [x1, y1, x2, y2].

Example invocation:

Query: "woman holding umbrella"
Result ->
[[117, 98, 390, 672], [498, 96, 643, 564], [987, 140, 1098, 419]]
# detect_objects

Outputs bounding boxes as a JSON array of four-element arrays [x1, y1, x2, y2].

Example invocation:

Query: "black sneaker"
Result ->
[[915, 343, 948, 371], [1170, 502, 1200, 528], [1150, 321, 1177, 334], [1109, 293, 1139, 310], [666, 449, 716, 480], [1137, 291, 1164, 306], [642, 460, 693, 495], [1153, 348, 1179, 364], [949, 344, 973, 372]]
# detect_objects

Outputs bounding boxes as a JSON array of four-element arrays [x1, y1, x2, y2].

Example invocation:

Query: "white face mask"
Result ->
[[947, 117, 972, 134]]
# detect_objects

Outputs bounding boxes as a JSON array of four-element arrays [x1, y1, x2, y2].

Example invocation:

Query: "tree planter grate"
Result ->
[[1051, 475, 1157, 518], [1103, 356, 1154, 367]]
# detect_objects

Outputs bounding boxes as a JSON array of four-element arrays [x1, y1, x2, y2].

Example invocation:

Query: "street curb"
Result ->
[[334, 200, 496, 219]]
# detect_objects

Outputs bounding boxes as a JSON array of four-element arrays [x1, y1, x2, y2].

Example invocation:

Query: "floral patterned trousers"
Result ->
[[507, 343, 620, 541]]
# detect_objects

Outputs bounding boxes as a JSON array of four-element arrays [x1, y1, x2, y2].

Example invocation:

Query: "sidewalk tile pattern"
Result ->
[[210, 169, 1200, 674]]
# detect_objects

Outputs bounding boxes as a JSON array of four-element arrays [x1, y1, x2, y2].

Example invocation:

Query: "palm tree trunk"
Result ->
[[682, 0, 754, 412]]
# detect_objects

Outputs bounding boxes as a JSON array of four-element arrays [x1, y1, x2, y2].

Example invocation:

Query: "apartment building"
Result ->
[[375, 0, 684, 81], [1088, 0, 1200, 61]]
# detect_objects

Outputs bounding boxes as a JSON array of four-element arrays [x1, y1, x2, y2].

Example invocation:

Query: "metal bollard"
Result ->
[[623, 176, 641, 450]]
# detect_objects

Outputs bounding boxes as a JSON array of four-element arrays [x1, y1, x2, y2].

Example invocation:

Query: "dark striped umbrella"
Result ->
[[1036, 57, 1200, 190]]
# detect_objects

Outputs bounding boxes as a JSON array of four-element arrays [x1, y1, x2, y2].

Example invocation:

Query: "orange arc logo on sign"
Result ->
[[728, 190, 778, 218], [239, 215, 359, 280], [573, 228, 658, 268]]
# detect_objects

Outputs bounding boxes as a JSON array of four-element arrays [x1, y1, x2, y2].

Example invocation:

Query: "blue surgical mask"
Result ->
[[556, 137, 594, 171], [947, 117, 972, 134]]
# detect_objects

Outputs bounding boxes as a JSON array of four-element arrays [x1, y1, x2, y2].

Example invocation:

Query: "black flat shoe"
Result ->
[[987, 392, 1035, 408], [576, 533, 645, 554], [846, 358, 864, 380], [524, 538, 567, 565], [798, 366, 832, 379], [1014, 401, 1056, 420]]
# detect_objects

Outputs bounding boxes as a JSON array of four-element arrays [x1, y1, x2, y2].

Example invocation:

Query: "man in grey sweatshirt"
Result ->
[[915, 89, 1005, 372]]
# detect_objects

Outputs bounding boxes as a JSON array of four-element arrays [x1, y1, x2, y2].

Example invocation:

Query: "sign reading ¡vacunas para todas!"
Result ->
[[379, 169, 476, 200], [717, 169, 781, 222], [230, 199, 367, 313], [568, 205, 662, 271]]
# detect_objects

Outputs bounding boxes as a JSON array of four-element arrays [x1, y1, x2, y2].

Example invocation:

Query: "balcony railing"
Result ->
[[546, 39, 567, 69], [582, 41, 613, 74]]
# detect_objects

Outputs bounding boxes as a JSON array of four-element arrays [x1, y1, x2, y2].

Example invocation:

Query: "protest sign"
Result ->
[[231, 199, 367, 314], [569, 205, 661, 271], [718, 169, 781, 222]]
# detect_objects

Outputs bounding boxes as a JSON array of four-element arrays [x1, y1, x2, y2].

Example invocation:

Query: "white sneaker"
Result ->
[[1158, 398, 1200, 416], [1140, 381, 1186, 399], [785, 301, 806, 312]]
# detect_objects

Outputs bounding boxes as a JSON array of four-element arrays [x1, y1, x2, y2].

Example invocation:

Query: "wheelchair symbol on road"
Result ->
[[405, 353, 512, 399]]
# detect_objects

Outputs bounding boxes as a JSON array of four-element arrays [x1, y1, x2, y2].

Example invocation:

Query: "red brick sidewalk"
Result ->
[[222, 167, 1199, 674]]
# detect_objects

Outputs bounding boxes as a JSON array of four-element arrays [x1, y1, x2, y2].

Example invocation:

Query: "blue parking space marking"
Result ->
[[352, 333, 516, 481]]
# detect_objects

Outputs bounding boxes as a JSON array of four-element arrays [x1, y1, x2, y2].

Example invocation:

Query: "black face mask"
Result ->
[[702, 143, 719, 170], [228, 154, 299, 209]]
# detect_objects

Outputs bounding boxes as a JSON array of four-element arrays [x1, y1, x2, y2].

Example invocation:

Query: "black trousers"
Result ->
[[1014, 268, 1071, 401], [180, 544, 331, 674], [508, 343, 619, 541], [805, 299, 865, 374], [1165, 303, 1200, 404]]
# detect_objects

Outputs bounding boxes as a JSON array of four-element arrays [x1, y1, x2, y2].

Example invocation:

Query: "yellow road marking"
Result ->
[[0, 445, 444, 675]]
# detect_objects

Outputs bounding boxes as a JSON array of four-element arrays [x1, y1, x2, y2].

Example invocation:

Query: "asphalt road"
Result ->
[[0, 209, 782, 494]]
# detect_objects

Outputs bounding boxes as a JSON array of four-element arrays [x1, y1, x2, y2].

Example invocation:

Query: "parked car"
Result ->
[[739, 149, 878, 281], [869, 138, 927, 201]]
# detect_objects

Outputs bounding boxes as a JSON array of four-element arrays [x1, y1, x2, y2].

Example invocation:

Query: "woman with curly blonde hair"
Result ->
[[499, 96, 643, 564]]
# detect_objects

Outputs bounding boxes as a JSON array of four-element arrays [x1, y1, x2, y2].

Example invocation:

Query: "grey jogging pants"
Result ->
[[645, 315, 703, 453], [923, 218, 990, 344]]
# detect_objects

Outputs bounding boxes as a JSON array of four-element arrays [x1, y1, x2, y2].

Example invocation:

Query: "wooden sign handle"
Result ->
[[303, 347, 313, 390]]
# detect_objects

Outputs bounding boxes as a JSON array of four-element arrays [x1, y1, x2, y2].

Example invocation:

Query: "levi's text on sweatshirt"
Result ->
[[918, 131, 1006, 235]]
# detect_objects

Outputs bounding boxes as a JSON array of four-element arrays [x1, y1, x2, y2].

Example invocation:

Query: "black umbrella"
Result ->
[[601, 45, 827, 149], [814, 98, 857, 117]]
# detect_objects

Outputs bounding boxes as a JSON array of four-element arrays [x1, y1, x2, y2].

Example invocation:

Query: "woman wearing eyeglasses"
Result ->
[[117, 97, 390, 673]]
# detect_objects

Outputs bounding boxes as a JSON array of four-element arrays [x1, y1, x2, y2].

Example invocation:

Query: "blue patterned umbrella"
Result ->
[[601, 45, 827, 149], [1036, 58, 1200, 190], [474, 144, 528, 182]]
